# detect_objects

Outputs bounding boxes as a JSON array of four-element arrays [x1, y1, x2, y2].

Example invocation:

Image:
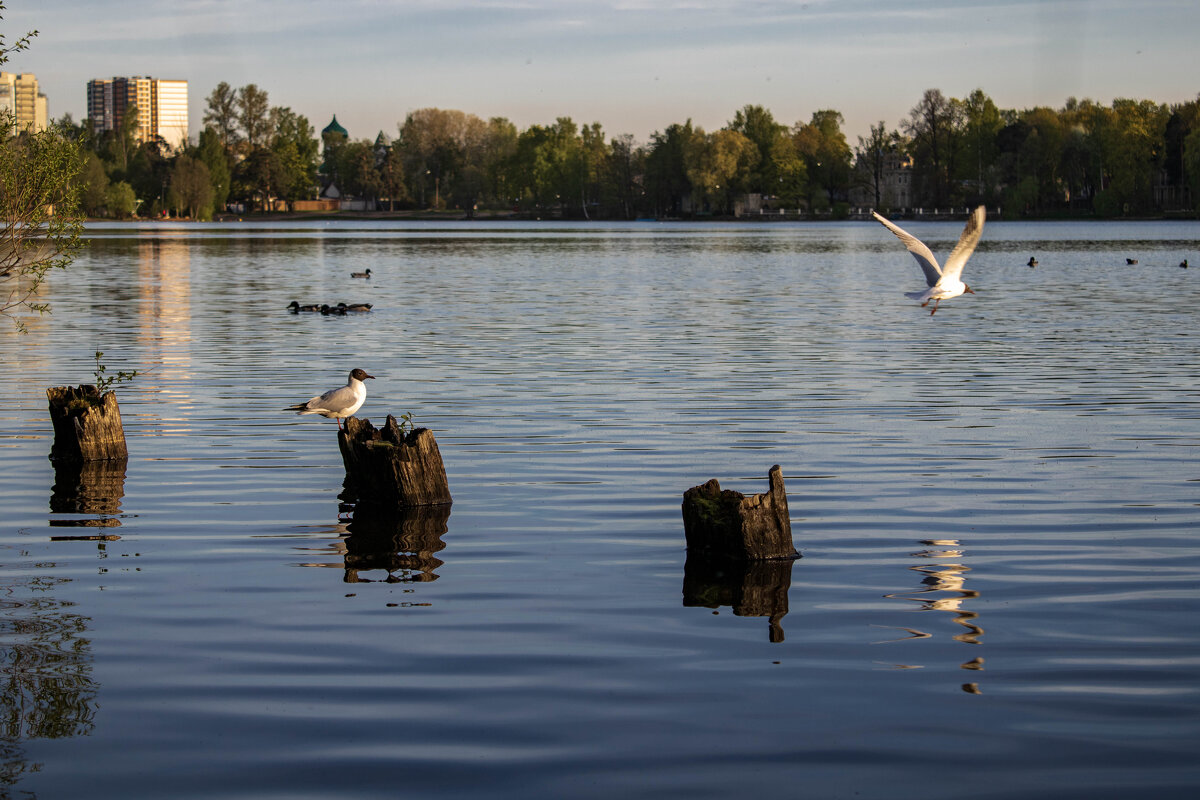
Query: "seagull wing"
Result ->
[[938, 206, 986, 284], [872, 211, 942, 288], [306, 384, 359, 414]]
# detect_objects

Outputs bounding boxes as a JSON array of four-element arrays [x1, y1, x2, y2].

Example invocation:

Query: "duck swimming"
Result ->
[[288, 301, 321, 312], [350, 269, 372, 279]]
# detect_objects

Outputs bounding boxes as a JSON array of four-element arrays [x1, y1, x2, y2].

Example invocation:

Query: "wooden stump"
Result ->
[[338, 416, 452, 511], [683, 553, 794, 642], [682, 465, 798, 561], [46, 385, 128, 462]]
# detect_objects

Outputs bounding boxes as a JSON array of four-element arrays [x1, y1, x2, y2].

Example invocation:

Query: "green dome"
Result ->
[[322, 115, 348, 138]]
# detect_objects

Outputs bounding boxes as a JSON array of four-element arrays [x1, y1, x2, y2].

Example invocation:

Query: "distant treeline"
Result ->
[[55, 83, 1200, 220]]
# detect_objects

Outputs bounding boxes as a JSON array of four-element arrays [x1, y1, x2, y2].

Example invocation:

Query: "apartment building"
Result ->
[[0, 71, 50, 132], [87, 76, 189, 150]]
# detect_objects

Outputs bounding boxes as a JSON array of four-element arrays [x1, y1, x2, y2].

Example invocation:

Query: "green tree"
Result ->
[[236, 84, 271, 153], [644, 120, 699, 217], [793, 110, 851, 210], [0, 4, 84, 329], [958, 89, 1003, 204], [197, 127, 231, 214], [104, 181, 137, 218], [904, 89, 957, 207], [1184, 126, 1200, 213], [202, 81, 241, 157], [168, 154, 213, 218], [75, 150, 109, 216], [269, 107, 319, 209], [728, 104, 787, 193], [685, 127, 758, 215]]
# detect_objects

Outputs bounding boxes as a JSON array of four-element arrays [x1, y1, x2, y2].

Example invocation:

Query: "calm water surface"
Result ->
[[2, 219, 1199, 798]]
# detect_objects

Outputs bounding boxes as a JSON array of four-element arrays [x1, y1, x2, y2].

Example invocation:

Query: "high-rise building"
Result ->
[[0, 71, 49, 132], [86, 77, 188, 151]]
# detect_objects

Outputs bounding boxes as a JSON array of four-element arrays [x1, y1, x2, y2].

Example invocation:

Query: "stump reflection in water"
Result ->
[[341, 504, 451, 584], [49, 458, 127, 526], [683, 553, 795, 643]]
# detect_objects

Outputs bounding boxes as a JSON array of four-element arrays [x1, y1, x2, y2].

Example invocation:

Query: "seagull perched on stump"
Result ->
[[284, 368, 374, 429], [872, 206, 985, 316]]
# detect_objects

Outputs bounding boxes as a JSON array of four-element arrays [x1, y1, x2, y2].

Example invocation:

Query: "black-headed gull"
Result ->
[[284, 368, 374, 429], [872, 206, 985, 316]]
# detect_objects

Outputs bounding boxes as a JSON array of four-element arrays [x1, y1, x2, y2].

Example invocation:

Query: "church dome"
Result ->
[[322, 115, 348, 138]]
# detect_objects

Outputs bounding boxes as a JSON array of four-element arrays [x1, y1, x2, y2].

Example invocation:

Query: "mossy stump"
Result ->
[[682, 465, 798, 561], [46, 385, 128, 462], [337, 416, 452, 511]]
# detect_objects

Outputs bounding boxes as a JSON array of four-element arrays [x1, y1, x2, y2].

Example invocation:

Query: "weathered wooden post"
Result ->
[[46, 385, 128, 462], [681, 465, 799, 561], [337, 415, 452, 512]]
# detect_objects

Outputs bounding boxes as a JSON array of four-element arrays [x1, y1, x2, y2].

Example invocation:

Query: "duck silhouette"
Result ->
[[1027, 256, 1038, 268], [350, 269, 372, 279], [287, 301, 321, 313]]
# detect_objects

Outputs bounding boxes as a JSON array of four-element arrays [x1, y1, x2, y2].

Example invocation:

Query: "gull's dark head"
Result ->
[[350, 368, 375, 382]]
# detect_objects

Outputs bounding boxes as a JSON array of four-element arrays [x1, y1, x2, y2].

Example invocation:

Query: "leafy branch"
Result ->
[[93, 351, 138, 393]]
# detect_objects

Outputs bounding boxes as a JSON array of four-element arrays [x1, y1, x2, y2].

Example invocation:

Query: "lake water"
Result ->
[[2, 218, 1199, 798]]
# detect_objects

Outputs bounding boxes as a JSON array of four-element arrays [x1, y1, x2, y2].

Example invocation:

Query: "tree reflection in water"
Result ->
[[0, 566, 98, 792]]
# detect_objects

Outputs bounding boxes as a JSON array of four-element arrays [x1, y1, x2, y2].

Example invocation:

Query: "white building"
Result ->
[[0, 71, 49, 132], [86, 77, 188, 151]]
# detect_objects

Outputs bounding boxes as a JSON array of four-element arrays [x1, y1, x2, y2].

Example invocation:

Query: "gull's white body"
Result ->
[[285, 368, 374, 428], [872, 206, 985, 315]]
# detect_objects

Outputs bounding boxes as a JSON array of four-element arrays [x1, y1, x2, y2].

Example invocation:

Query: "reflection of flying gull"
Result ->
[[872, 206, 985, 315], [284, 368, 374, 429]]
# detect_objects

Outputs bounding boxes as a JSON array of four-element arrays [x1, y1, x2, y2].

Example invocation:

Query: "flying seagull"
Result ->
[[872, 206, 985, 315], [284, 368, 374, 429]]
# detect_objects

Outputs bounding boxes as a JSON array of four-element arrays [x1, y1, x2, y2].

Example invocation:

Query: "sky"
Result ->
[[6, 0, 1199, 147]]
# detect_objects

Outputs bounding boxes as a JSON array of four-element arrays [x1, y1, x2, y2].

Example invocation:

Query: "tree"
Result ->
[[202, 81, 241, 157], [644, 121, 699, 217], [104, 181, 138, 218], [793, 110, 851, 210], [904, 89, 957, 207], [236, 84, 271, 153], [269, 107, 319, 209], [855, 121, 898, 209], [196, 127, 231, 214], [728, 104, 788, 194], [168, 155, 213, 219], [1, 4, 84, 329], [958, 89, 1003, 204], [1184, 126, 1200, 213], [685, 127, 758, 215], [75, 150, 109, 217]]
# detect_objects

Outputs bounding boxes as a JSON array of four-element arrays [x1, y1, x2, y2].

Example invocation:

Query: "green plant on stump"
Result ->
[[93, 351, 138, 394], [397, 411, 415, 435]]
